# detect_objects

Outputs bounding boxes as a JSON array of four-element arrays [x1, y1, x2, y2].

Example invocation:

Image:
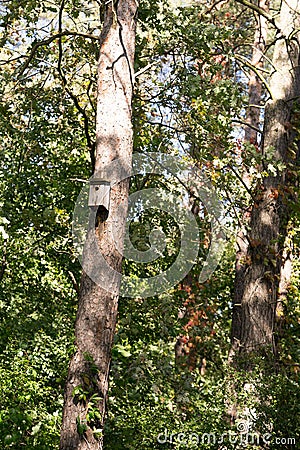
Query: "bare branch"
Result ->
[[56, 1, 96, 172], [234, 0, 281, 33], [0, 243, 7, 283], [235, 54, 273, 98], [226, 163, 256, 201], [18, 31, 99, 77], [231, 118, 262, 134], [68, 270, 80, 296], [87, 79, 97, 114], [69, 178, 88, 183], [147, 120, 185, 133], [134, 60, 159, 79]]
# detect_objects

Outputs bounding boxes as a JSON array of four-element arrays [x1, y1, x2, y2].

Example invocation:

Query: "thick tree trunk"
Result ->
[[233, 1, 269, 368], [60, 2, 138, 449], [231, 0, 300, 366]]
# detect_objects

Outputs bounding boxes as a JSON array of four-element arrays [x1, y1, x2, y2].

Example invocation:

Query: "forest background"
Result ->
[[0, 0, 299, 448]]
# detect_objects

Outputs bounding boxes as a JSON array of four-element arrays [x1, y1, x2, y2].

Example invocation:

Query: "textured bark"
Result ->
[[231, 0, 300, 366], [233, 1, 269, 365], [60, 2, 138, 449]]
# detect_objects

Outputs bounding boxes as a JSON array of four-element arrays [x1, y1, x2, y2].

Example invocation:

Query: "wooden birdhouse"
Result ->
[[88, 178, 110, 212]]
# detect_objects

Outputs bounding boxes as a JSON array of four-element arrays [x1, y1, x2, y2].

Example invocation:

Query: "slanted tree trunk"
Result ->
[[60, 2, 138, 449], [231, 0, 300, 366]]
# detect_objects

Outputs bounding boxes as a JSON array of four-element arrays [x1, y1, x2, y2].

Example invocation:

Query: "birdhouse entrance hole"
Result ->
[[88, 178, 111, 223]]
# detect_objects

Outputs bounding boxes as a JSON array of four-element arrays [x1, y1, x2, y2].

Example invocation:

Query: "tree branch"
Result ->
[[235, 54, 273, 98], [18, 31, 99, 78], [234, 0, 281, 33], [0, 243, 7, 283], [68, 270, 80, 296], [147, 120, 185, 133], [134, 60, 159, 79], [231, 118, 262, 134], [226, 164, 256, 201], [56, 2, 96, 172], [58, 0, 66, 83], [87, 79, 97, 114]]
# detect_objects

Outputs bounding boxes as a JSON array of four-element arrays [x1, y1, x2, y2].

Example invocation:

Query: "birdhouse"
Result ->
[[88, 178, 110, 212]]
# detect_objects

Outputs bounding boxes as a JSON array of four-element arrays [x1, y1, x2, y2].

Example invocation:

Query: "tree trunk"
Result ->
[[60, 2, 138, 449], [233, 1, 269, 370], [231, 0, 300, 366]]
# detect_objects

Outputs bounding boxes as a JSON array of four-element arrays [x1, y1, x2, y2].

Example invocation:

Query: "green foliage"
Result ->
[[104, 251, 236, 449], [0, 0, 299, 448], [76, 416, 88, 436], [0, 2, 92, 446]]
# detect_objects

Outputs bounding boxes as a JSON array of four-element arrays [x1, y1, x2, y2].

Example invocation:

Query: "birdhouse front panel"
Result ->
[[88, 180, 110, 210]]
